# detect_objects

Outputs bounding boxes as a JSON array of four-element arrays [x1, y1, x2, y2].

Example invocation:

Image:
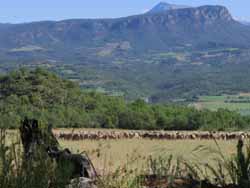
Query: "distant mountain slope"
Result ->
[[147, 2, 191, 14], [0, 5, 249, 61], [1, 4, 250, 102]]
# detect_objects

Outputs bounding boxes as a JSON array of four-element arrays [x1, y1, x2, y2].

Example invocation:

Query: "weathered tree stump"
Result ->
[[19, 117, 96, 180], [47, 146, 96, 179]]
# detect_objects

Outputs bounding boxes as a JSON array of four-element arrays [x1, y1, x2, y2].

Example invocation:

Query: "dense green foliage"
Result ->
[[1, 69, 250, 130]]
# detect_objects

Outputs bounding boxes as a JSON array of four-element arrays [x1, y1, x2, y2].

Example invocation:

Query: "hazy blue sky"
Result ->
[[2, 0, 249, 23]]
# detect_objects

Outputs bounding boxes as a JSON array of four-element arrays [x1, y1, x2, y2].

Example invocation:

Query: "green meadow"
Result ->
[[192, 94, 250, 115]]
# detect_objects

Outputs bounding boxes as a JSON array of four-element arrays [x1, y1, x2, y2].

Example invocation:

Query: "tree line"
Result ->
[[0, 68, 250, 131]]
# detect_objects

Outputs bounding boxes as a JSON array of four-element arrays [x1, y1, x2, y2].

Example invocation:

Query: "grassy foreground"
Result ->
[[1, 128, 250, 188], [60, 139, 238, 173]]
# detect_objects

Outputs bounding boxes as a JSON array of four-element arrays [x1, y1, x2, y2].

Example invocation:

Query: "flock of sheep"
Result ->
[[53, 130, 250, 141]]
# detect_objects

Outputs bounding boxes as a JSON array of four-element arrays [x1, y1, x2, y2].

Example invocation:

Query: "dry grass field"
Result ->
[[4, 129, 243, 176], [3, 129, 248, 186], [59, 138, 239, 174]]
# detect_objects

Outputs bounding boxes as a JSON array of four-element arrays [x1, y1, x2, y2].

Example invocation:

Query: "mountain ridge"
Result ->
[[0, 5, 247, 56]]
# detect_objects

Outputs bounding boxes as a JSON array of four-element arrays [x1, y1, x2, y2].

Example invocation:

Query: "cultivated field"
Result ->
[[191, 93, 250, 115]]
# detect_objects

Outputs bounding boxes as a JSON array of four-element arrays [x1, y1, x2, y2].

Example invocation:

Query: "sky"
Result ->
[[1, 0, 249, 23]]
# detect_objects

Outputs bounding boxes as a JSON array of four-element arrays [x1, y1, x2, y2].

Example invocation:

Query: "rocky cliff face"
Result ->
[[144, 6, 233, 25], [191, 6, 233, 22]]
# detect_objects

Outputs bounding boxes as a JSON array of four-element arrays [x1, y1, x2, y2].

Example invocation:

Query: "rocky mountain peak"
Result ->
[[148, 2, 191, 14]]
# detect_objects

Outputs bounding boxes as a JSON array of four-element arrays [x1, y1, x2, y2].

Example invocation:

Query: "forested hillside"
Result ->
[[0, 69, 250, 131], [0, 5, 250, 102]]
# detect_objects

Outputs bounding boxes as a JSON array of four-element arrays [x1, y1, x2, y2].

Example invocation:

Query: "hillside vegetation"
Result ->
[[1, 5, 250, 102], [0, 69, 250, 131]]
